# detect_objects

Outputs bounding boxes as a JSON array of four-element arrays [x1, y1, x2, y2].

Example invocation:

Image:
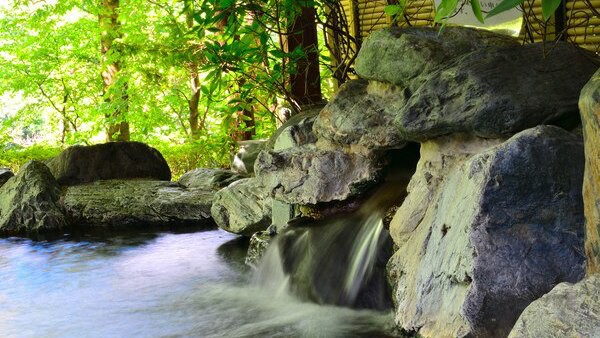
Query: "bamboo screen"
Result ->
[[565, 0, 600, 53], [333, 0, 600, 53]]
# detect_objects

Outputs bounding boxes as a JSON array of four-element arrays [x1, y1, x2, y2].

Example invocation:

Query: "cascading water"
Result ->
[[254, 144, 420, 311]]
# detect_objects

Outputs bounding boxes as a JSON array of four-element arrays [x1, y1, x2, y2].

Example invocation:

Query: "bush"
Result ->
[[0, 144, 62, 173], [153, 140, 232, 180], [0, 140, 233, 180]]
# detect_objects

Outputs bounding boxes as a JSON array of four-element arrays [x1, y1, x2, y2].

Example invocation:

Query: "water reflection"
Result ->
[[0, 230, 398, 338]]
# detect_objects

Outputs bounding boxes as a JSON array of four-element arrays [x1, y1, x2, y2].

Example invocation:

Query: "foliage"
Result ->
[[386, 0, 563, 25], [0, 141, 231, 180], [0, 144, 62, 173], [0, 0, 333, 169]]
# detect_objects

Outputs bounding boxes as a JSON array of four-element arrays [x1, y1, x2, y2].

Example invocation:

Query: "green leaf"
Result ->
[[542, 0, 562, 21], [470, 0, 485, 23], [384, 5, 402, 16], [434, 0, 459, 22], [486, 0, 523, 18]]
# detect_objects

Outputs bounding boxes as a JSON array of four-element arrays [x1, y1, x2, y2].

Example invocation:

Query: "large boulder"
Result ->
[[210, 178, 272, 236], [355, 26, 518, 90], [397, 42, 598, 141], [0, 161, 67, 234], [509, 274, 600, 338], [46, 142, 171, 186], [64, 180, 214, 229], [177, 168, 243, 191], [579, 68, 600, 273], [388, 126, 586, 337], [255, 145, 383, 205], [0, 168, 14, 188], [313, 80, 407, 150]]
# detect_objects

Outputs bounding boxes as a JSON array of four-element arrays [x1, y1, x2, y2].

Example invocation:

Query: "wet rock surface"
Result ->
[[388, 126, 586, 337], [509, 274, 600, 338], [46, 142, 171, 185], [579, 68, 600, 273], [0, 161, 67, 234], [210, 178, 272, 236], [64, 180, 215, 229], [245, 230, 273, 267]]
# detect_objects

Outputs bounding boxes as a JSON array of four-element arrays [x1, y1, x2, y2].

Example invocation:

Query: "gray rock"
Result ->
[[0, 161, 67, 234], [46, 142, 171, 186], [245, 231, 273, 267], [0, 168, 14, 188], [509, 274, 600, 338], [355, 26, 518, 89], [388, 126, 585, 337], [397, 42, 599, 141], [313, 80, 407, 149], [210, 178, 272, 236], [64, 180, 214, 229], [255, 145, 383, 205], [579, 68, 600, 273], [231, 140, 267, 176], [178, 168, 243, 191], [272, 110, 319, 151]]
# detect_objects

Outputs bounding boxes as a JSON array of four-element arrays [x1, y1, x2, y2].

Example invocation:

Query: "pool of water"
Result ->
[[0, 230, 398, 338]]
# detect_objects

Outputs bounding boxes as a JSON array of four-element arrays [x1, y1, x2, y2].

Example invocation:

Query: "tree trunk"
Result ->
[[99, 0, 130, 142], [185, 3, 202, 140], [286, 5, 323, 112], [188, 63, 201, 139]]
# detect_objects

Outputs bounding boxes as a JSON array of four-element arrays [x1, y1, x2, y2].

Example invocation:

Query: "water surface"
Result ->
[[0, 230, 397, 338]]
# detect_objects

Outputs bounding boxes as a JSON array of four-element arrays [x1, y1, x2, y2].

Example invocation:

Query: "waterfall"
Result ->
[[253, 177, 411, 310], [252, 144, 420, 310]]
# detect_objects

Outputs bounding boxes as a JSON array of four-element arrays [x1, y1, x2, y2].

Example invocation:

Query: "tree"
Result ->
[[286, 1, 323, 110], [99, 0, 129, 141]]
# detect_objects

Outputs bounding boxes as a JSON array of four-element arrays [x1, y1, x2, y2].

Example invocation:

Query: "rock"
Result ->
[[313, 80, 407, 150], [388, 126, 586, 337], [210, 178, 272, 236], [509, 274, 600, 338], [231, 140, 267, 176], [579, 68, 600, 273], [0, 161, 67, 234], [245, 231, 273, 267], [178, 168, 243, 191], [266, 110, 321, 229], [270, 109, 319, 151], [355, 26, 518, 89], [255, 145, 383, 205], [397, 42, 599, 141], [46, 142, 171, 186], [0, 168, 14, 188], [64, 180, 214, 229]]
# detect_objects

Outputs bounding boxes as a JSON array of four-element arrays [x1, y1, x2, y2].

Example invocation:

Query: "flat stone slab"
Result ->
[[64, 180, 215, 229]]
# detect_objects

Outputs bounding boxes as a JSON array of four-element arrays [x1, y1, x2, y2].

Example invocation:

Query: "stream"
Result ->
[[0, 230, 398, 338]]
